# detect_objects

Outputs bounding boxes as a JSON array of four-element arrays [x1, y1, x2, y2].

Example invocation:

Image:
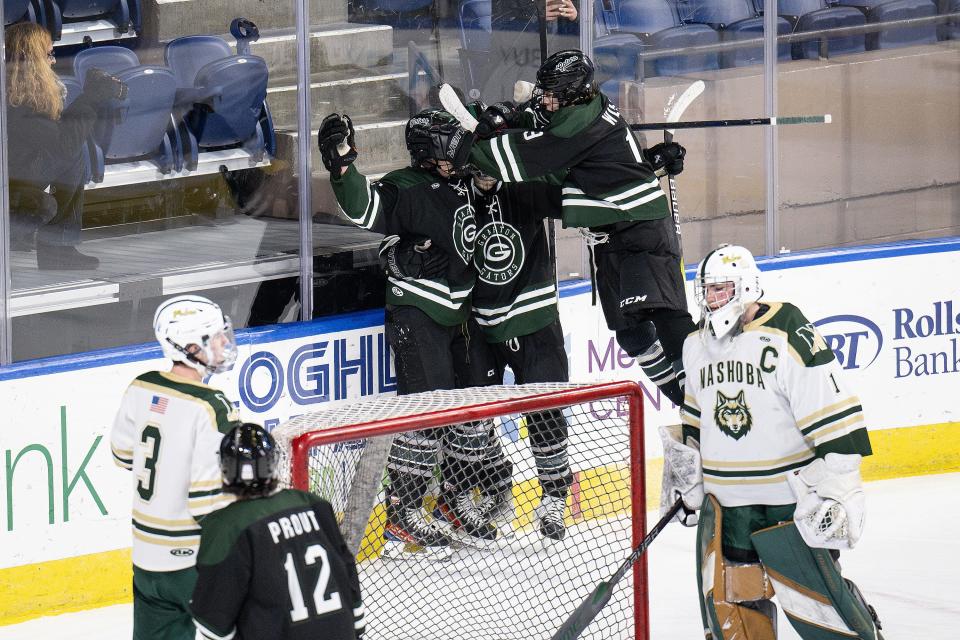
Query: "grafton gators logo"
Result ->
[[452, 204, 477, 265], [475, 221, 525, 285], [714, 390, 753, 440]]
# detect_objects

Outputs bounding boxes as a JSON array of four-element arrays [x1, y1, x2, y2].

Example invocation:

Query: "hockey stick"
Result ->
[[549, 498, 684, 640], [662, 80, 705, 259], [439, 83, 480, 132], [632, 114, 832, 131]]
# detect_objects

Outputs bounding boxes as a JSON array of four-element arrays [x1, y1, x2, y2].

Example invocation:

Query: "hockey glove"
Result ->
[[83, 68, 129, 104], [658, 424, 703, 527], [443, 126, 476, 173], [317, 113, 358, 173], [787, 453, 866, 550], [474, 102, 521, 139], [644, 141, 686, 177], [379, 236, 449, 280]]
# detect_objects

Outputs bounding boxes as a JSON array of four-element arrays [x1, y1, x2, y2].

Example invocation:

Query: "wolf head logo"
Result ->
[[714, 390, 753, 440]]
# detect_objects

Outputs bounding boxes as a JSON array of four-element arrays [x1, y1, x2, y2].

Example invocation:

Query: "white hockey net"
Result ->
[[273, 381, 650, 640]]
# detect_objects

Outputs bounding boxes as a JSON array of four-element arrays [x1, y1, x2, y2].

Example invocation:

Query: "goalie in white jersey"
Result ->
[[662, 244, 884, 640], [110, 295, 241, 640]]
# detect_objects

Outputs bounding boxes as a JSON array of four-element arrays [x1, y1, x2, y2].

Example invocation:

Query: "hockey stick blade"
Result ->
[[438, 83, 479, 133], [631, 114, 832, 131], [549, 499, 685, 640], [665, 80, 705, 137]]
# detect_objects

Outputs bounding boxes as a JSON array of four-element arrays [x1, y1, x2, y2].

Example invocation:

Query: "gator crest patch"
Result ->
[[714, 390, 752, 440]]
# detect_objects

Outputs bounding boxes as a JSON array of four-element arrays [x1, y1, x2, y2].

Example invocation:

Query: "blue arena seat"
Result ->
[[647, 23, 721, 75], [945, 0, 960, 39], [619, 0, 678, 33], [73, 45, 139, 79], [719, 15, 792, 66], [676, 0, 756, 26], [45, 0, 141, 42], [459, 0, 491, 50], [4, 0, 34, 25], [794, 6, 867, 57], [776, 0, 825, 22], [861, 0, 938, 48], [165, 35, 276, 170]]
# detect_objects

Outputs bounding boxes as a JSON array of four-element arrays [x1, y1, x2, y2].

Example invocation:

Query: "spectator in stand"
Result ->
[[5, 22, 126, 269]]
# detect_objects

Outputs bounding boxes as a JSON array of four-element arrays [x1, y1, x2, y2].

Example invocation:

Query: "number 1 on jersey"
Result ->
[[284, 544, 343, 622]]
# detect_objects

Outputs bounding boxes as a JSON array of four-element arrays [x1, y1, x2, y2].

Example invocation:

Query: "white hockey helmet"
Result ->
[[153, 295, 237, 375], [694, 244, 763, 339]]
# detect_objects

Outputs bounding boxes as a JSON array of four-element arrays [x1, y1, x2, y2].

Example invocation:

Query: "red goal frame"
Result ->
[[288, 380, 649, 640]]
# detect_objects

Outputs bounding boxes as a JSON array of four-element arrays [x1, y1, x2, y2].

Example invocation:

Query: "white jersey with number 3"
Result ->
[[680, 302, 872, 508], [110, 370, 240, 571]]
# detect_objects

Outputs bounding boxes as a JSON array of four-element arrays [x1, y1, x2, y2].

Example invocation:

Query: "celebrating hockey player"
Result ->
[[110, 295, 241, 640], [663, 243, 883, 639], [459, 49, 695, 407], [190, 423, 365, 640], [400, 163, 574, 541], [317, 109, 493, 557]]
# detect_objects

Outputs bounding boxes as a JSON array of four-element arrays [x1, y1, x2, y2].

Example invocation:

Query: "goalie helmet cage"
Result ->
[[274, 381, 649, 640]]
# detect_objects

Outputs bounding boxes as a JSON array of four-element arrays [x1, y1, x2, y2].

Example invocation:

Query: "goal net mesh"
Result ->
[[273, 382, 648, 640]]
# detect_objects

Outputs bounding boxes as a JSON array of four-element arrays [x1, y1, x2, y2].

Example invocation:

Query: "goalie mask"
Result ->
[[153, 295, 238, 375], [695, 244, 763, 339], [220, 423, 278, 496], [532, 50, 597, 121], [405, 108, 470, 178]]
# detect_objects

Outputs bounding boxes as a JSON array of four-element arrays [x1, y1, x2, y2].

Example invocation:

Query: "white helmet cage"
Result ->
[[153, 295, 238, 375], [694, 244, 763, 339]]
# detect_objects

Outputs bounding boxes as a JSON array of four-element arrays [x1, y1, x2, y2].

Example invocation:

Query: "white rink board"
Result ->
[[0, 238, 957, 573]]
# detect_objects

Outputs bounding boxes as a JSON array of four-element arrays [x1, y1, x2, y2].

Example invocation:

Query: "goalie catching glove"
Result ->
[[658, 425, 703, 527], [787, 453, 866, 550], [643, 141, 685, 177], [318, 113, 358, 172], [379, 236, 449, 281]]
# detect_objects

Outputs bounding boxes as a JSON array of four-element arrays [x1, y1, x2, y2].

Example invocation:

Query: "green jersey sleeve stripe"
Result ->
[[133, 519, 202, 537], [502, 136, 525, 181], [703, 458, 809, 478], [490, 136, 513, 182], [188, 488, 223, 499], [474, 295, 558, 327], [193, 618, 236, 640], [619, 189, 666, 210], [605, 179, 661, 202]]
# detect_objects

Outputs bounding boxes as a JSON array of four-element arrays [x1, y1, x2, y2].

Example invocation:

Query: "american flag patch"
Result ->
[[150, 396, 169, 414]]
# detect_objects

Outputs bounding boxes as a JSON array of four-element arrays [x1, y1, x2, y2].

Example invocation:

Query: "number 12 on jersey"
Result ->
[[284, 544, 343, 622]]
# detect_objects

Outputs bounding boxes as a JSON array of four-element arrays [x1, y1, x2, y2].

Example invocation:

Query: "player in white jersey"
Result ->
[[110, 295, 241, 640], [661, 244, 884, 640]]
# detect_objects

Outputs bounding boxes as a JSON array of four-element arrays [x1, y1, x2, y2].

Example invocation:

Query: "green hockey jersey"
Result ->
[[191, 489, 365, 640], [470, 180, 561, 343], [681, 303, 873, 508], [468, 94, 670, 229], [331, 165, 478, 326]]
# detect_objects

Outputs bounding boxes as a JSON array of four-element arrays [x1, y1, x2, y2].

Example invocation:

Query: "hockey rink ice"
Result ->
[[2, 472, 957, 639]]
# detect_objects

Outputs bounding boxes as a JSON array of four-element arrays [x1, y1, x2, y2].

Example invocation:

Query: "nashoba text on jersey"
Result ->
[[698, 357, 773, 390]]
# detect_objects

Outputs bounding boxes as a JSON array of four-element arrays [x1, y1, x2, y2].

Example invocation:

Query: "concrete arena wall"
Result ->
[[1, 238, 959, 625]]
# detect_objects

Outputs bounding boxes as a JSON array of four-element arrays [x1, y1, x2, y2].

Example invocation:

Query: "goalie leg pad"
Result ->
[[697, 495, 777, 640], [751, 522, 880, 640]]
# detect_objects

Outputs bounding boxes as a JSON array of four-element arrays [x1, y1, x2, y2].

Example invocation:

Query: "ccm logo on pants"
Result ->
[[620, 295, 648, 308]]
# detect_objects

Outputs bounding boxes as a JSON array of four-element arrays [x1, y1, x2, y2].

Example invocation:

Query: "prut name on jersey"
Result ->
[[267, 509, 323, 544]]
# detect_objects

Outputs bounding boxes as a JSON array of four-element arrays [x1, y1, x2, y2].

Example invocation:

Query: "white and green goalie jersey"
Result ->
[[110, 371, 241, 571], [681, 302, 873, 508]]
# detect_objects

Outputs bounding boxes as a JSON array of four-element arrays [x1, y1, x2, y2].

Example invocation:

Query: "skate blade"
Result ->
[[381, 539, 453, 561]]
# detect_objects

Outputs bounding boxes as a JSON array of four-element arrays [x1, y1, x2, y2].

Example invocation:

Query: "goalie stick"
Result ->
[[661, 80, 705, 260], [549, 498, 684, 640]]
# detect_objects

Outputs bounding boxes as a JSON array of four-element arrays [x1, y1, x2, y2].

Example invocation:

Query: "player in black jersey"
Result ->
[[190, 423, 365, 640], [461, 49, 695, 407], [317, 110, 497, 557], [389, 166, 574, 540]]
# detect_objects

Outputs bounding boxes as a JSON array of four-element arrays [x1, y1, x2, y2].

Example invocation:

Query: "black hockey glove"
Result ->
[[317, 113, 358, 173], [644, 141, 686, 177], [474, 102, 521, 139], [443, 126, 476, 173], [380, 236, 449, 280]]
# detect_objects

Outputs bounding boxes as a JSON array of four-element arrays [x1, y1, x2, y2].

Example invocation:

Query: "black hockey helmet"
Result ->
[[405, 108, 469, 176], [534, 49, 597, 109], [220, 422, 278, 496]]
